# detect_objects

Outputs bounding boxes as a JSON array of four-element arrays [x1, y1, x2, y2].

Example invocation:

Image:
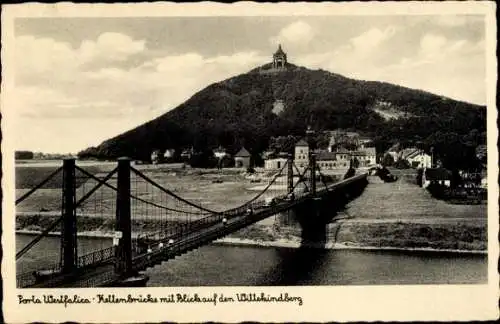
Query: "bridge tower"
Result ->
[[287, 153, 294, 194], [60, 158, 78, 273], [115, 157, 133, 277]]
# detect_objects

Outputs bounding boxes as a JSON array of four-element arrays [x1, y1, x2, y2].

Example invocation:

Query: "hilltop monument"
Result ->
[[272, 44, 288, 69]]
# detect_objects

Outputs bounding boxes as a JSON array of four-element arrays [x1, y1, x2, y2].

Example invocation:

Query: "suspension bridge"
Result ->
[[15, 155, 368, 288]]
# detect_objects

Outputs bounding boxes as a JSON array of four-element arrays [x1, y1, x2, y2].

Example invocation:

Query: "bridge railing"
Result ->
[[76, 246, 115, 268]]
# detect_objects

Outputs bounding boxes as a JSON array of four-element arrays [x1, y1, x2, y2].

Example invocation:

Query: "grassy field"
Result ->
[[345, 170, 487, 221], [15, 162, 289, 217]]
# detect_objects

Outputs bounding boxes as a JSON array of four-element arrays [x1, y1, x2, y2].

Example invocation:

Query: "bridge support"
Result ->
[[309, 153, 316, 196], [287, 154, 294, 194], [61, 158, 77, 273], [115, 157, 133, 276]]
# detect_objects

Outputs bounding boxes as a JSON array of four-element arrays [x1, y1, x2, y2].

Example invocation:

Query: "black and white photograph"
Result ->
[[2, 2, 498, 322]]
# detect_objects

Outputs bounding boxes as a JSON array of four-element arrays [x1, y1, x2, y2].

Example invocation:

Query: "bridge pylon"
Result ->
[[309, 153, 317, 196], [287, 154, 294, 194], [114, 157, 133, 276], [61, 158, 77, 273]]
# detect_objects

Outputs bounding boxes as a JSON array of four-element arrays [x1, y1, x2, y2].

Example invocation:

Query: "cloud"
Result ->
[[270, 21, 315, 46], [14, 33, 270, 152], [79, 32, 145, 62], [349, 26, 397, 54], [295, 27, 485, 105]]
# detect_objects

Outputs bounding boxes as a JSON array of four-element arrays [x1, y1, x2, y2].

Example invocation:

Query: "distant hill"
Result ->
[[79, 62, 486, 162]]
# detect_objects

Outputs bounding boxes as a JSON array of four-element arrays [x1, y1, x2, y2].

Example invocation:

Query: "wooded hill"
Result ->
[[78, 62, 486, 169]]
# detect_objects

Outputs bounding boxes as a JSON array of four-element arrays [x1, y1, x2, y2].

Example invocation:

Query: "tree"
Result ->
[[394, 158, 410, 169], [352, 157, 360, 169], [15, 151, 34, 160], [381, 153, 394, 167]]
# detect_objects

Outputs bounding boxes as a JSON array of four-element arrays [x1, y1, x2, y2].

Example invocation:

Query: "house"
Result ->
[[481, 170, 487, 189], [357, 147, 377, 166], [328, 130, 360, 152], [163, 149, 176, 159], [180, 147, 194, 160], [316, 152, 340, 170], [422, 168, 452, 188], [234, 147, 251, 168], [358, 136, 373, 149], [399, 148, 431, 168], [385, 143, 400, 161], [265, 157, 288, 170], [294, 139, 309, 168], [406, 150, 431, 168], [151, 150, 162, 164], [214, 146, 228, 159]]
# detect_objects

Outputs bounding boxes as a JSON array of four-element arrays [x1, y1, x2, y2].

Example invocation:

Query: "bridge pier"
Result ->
[[275, 173, 369, 248], [61, 158, 77, 273]]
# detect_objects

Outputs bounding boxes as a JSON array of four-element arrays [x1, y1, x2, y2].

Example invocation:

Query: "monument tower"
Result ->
[[272, 44, 287, 69]]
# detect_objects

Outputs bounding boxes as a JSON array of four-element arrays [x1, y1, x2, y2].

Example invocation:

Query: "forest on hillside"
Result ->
[[78, 64, 486, 171]]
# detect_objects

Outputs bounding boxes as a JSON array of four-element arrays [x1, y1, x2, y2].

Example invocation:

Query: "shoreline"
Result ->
[[16, 229, 487, 255]]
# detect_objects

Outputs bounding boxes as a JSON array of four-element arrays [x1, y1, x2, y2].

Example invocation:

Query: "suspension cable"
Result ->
[[16, 216, 62, 260], [76, 165, 209, 215], [226, 161, 289, 211], [291, 162, 310, 192], [74, 167, 118, 209], [16, 167, 63, 205], [315, 165, 331, 192], [130, 166, 220, 214]]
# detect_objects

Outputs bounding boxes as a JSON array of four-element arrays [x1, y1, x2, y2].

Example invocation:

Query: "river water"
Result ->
[[16, 234, 487, 286]]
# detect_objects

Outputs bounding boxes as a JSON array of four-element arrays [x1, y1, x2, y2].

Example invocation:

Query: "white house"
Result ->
[[163, 149, 175, 159], [234, 147, 251, 168], [214, 147, 228, 159], [264, 157, 288, 170], [404, 149, 432, 168]]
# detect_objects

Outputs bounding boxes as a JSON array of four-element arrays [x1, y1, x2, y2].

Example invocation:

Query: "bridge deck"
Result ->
[[21, 173, 367, 288]]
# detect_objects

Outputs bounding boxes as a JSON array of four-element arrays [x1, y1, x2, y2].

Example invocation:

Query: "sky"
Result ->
[[11, 14, 486, 153]]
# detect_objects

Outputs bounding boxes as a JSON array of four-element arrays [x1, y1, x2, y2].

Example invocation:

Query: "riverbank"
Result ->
[[15, 165, 487, 255], [16, 216, 487, 254]]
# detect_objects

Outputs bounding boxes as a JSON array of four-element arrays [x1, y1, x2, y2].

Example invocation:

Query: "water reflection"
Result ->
[[257, 247, 330, 285]]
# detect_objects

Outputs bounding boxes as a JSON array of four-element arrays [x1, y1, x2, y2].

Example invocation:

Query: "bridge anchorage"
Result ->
[[16, 155, 368, 288]]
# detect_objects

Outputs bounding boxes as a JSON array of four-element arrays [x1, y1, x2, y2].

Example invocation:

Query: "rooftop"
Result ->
[[295, 139, 309, 147], [425, 168, 452, 180], [274, 44, 286, 56], [235, 147, 251, 157]]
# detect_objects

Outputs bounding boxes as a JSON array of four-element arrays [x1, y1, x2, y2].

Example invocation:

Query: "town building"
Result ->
[[294, 139, 309, 168], [264, 157, 288, 170], [163, 149, 175, 159], [328, 130, 361, 152], [422, 168, 452, 188], [397, 148, 432, 168], [234, 147, 251, 168], [151, 150, 162, 164], [213, 146, 229, 159], [291, 135, 376, 170]]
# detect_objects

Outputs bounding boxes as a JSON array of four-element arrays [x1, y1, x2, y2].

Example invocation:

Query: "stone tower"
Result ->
[[272, 44, 287, 69]]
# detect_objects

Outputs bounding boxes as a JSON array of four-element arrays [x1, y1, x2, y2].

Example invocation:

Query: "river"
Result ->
[[16, 234, 487, 286]]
